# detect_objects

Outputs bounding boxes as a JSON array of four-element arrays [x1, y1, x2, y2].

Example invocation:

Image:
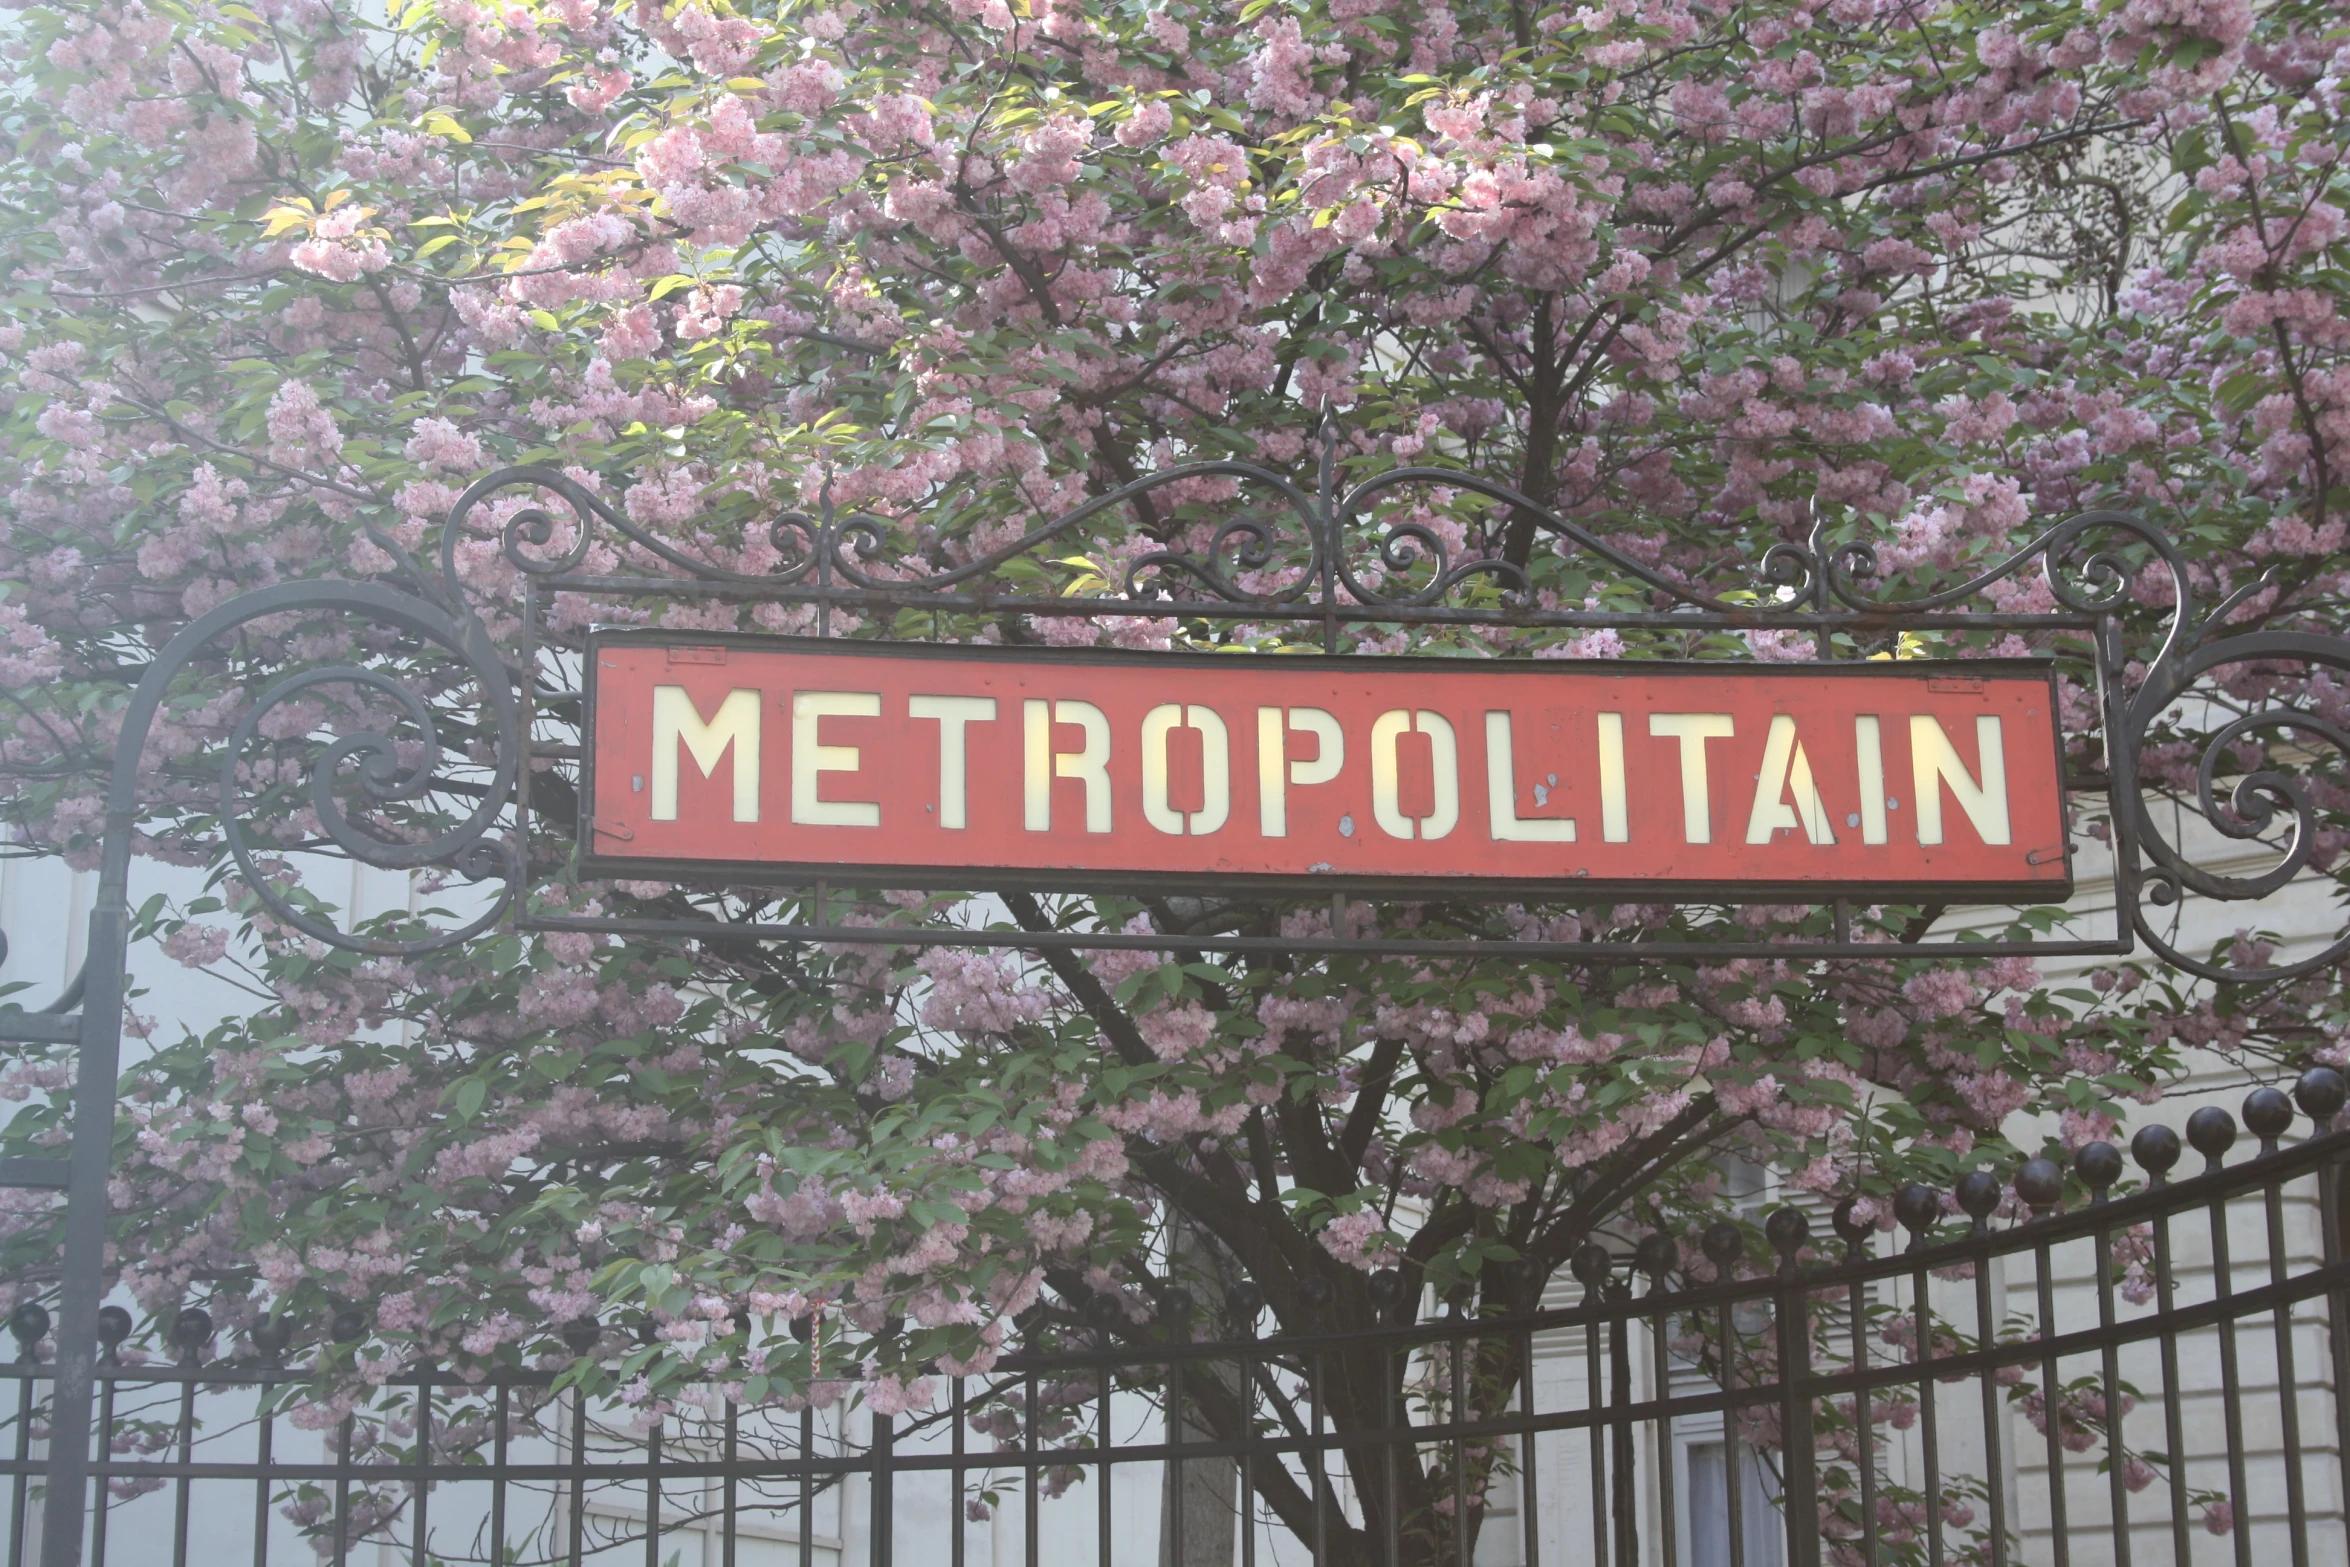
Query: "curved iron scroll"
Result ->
[[115, 579, 522, 957], [2121, 628, 2350, 983], [438, 436, 1774, 616], [422, 429, 2348, 985]]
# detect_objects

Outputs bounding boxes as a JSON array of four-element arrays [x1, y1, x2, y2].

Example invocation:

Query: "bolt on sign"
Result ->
[[583, 634, 2072, 899]]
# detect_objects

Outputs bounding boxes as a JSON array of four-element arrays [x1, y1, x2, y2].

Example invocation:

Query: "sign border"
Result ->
[[579, 630, 2076, 904]]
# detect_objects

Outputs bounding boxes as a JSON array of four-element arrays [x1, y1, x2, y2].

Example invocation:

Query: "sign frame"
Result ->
[[578, 629, 2074, 903]]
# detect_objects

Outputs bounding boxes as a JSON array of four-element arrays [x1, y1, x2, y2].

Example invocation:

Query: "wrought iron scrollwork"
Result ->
[[2123, 627, 2350, 983], [1650, 501, 2342, 985], [442, 463, 825, 589], [1684, 503, 2200, 668], [433, 431, 1777, 618], [1327, 467, 1533, 607], [124, 580, 521, 957], [417, 419, 2346, 984], [440, 454, 1335, 605], [1806, 506, 2195, 652], [1122, 508, 1311, 603], [433, 426, 1873, 620]]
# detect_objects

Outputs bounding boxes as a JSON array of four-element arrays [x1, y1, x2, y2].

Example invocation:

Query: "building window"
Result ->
[[1685, 1440, 1782, 1567]]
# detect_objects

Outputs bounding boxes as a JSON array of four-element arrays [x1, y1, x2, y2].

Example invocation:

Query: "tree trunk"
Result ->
[[1160, 1379, 1239, 1567], [1163, 1222, 1241, 1567]]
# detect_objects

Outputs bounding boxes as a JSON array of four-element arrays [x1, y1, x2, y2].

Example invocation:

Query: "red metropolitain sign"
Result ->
[[581, 634, 2073, 899]]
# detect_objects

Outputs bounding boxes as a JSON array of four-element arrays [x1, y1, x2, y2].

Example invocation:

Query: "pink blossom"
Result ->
[[1117, 100, 1173, 149], [161, 923, 230, 968], [1011, 115, 1089, 193], [1317, 1209, 1400, 1270], [402, 417, 484, 474], [265, 379, 343, 468]]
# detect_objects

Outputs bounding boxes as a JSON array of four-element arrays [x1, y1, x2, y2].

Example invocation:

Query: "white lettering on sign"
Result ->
[[909, 694, 997, 829], [1484, 711, 1575, 842], [1648, 712, 1736, 844], [1597, 711, 1629, 843], [1370, 709, 1459, 841], [1025, 698, 1112, 833], [1256, 707, 1345, 837], [1141, 704, 1231, 836], [789, 690, 881, 827], [650, 685, 761, 822], [1855, 715, 1889, 845], [1911, 714, 2010, 846], [1745, 714, 1836, 846]]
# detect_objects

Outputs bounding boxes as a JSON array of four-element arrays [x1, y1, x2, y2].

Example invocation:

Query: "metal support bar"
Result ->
[[41, 917, 120, 1567], [519, 911, 2136, 963], [0, 1015, 79, 1046], [0, 1161, 68, 1191]]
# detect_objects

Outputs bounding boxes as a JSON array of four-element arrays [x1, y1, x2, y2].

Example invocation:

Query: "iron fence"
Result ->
[[5, 1075, 2345, 1567]]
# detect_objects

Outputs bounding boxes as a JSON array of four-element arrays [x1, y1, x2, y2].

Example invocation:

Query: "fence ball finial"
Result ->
[[1893, 1183, 1941, 1251], [2294, 1066, 2348, 1128], [252, 1316, 295, 1364], [7, 1303, 49, 1356], [1955, 1170, 2003, 1235], [2014, 1157, 2065, 1213], [1569, 1243, 1613, 1291], [2131, 1123, 2182, 1186], [1830, 1199, 1870, 1256], [1635, 1232, 1678, 1283], [1764, 1207, 1809, 1273], [330, 1308, 368, 1345], [561, 1318, 602, 1357], [1701, 1220, 1746, 1271], [95, 1305, 132, 1364], [2186, 1106, 2237, 1173], [1223, 1280, 1264, 1336], [172, 1305, 213, 1365], [2243, 1087, 2294, 1156], [2074, 1141, 2123, 1201]]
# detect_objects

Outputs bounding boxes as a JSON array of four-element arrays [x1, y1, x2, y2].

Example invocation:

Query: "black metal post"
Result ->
[[872, 1406, 894, 1567], [1769, 1210, 1818, 1567], [40, 900, 122, 1567]]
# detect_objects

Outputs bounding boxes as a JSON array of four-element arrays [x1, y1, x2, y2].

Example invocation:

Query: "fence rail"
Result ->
[[6, 1075, 2348, 1567]]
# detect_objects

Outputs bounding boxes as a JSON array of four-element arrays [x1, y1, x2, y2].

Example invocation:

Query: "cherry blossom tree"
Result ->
[[1, 0, 2345, 1560]]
